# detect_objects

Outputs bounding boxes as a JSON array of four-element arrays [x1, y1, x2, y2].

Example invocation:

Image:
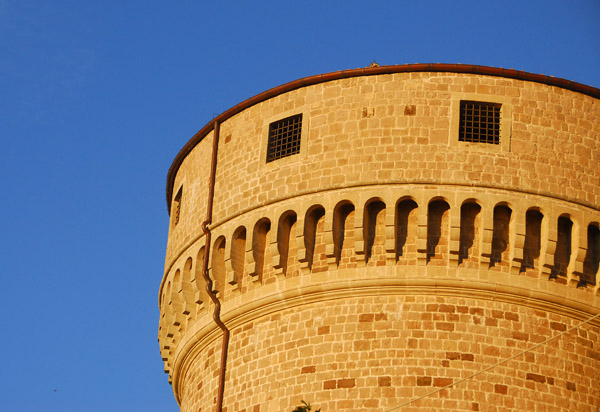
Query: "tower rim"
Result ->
[[165, 63, 600, 213]]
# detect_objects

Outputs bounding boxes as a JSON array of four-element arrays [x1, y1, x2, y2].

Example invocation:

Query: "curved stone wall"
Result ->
[[181, 296, 599, 412], [165, 71, 600, 264], [159, 66, 600, 412]]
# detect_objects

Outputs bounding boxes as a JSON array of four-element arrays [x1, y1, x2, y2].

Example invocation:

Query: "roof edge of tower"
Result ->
[[165, 63, 600, 213]]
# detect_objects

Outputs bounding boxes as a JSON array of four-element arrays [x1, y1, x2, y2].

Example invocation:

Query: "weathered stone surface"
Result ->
[[159, 67, 600, 412]]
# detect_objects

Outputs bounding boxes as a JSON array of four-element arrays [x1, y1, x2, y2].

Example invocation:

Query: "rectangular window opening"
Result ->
[[173, 186, 182, 227], [459, 101, 501, 145], [266, 114, 302, 163]]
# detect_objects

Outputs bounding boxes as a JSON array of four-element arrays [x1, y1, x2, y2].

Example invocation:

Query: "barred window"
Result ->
[[266, 114, 302, 162], [459, 101, 501, 144]]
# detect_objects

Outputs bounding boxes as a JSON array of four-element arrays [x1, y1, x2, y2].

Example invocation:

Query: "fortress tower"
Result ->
[[159, 64, 600, 412]]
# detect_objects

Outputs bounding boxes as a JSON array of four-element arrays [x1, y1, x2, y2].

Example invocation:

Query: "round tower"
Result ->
[[159, 64, 600, 412]]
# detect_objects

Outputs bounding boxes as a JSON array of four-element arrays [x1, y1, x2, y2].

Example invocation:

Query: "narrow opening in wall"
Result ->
[[278, 212, 297, 276], [427, 200, 450, 263], [231, 227, 246, 287], [167, 276, 183, 331], [212, 236, 226, 296], [551, 216, 573, 281], [459, 101, 501, 144], [167, 276, 183, 327], [459, 202, 481, 265], [181, 258, 194, 317], [364, 200, 386, 264], [581, 224, 600, 286], [490, 205, 511, 268], [170, 272, 178, 306], [252, 219, 271, 281], [396, 199, 418, 262], [172, 186, 183, 227], [521, 210, 543, 273], [266, 114, 302, 162], [194, 246, 207, 309], [333, 202, 355, 267], [166, 280, 172, 305], [304, 206, 326, 272], [165, 281, 174, 331]]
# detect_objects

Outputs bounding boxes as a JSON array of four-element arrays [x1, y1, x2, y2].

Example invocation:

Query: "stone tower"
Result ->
[[159, 64, 600, 412]]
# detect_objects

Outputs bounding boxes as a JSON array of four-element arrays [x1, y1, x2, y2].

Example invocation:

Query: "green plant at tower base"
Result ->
[[292, 400, 321, 412]]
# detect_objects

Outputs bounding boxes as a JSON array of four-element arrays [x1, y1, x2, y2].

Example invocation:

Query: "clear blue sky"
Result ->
[[1, 1, 598, 411]]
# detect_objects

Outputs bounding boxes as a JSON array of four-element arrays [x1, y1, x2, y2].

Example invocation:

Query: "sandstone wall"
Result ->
[[159, 69, 600, 411], [181, 295, 599, 412], [166, 72, 599, 264]]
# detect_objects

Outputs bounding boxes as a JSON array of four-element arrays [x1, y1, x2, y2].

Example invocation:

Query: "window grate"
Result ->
[[266, 114, 302, 162], [459, 101, 501, 144]]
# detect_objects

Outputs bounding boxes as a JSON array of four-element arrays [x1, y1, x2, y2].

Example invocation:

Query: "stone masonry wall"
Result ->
[[165, 73, 599, 266], [160, 69, 600, 412], [180, 295, 600, 412]]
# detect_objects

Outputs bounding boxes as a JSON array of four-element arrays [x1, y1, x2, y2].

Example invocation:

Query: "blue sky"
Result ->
[[1, 1, 598, 411]]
